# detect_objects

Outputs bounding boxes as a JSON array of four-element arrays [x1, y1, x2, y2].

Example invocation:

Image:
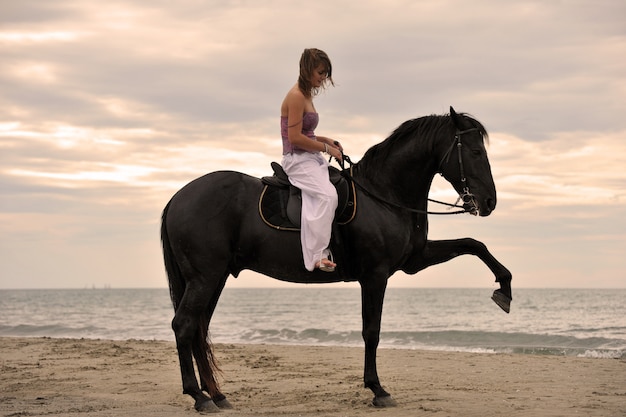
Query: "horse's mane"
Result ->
[[358, 112, 488, 175]]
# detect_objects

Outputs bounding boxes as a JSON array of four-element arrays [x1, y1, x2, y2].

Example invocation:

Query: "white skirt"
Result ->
[[281, 152, 338, 271]]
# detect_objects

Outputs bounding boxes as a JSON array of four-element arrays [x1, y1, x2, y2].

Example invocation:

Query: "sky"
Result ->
[[1, 0, 625, 290]]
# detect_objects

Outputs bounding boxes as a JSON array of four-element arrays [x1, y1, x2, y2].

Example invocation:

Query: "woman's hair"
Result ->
[[298, 48, 334, 98]]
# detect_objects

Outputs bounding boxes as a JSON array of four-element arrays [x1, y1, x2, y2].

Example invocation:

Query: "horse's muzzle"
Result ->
[[463, 194, 495, 217]]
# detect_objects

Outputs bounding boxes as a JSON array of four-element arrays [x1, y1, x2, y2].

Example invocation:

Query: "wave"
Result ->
[[0, 324, 106, 338], [0, 323, 171, 341], [2, 325, 623, 359], [226, 328, 624, 359]]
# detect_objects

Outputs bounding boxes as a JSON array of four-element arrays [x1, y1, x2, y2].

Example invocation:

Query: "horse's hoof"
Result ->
[[372, 395, 397, 408], [194, 398, 220, 413], [492, 289, 511, 314], [215, 398, 233, 409]]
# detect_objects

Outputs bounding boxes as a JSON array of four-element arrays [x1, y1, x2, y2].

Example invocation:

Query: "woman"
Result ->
[[280, 48, 344, 272]]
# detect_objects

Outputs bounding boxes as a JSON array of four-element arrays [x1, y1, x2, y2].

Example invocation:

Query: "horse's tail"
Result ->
[[194, 315, 223, 398], [161, 201, 223, 398], [161, 201, 185, 311]]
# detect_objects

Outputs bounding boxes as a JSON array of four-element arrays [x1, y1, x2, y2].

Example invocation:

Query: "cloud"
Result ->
[[1, 0, 625, 288]]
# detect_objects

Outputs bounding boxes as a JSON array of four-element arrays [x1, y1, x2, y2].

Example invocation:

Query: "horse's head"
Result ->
[[438, 107, 496, 216]]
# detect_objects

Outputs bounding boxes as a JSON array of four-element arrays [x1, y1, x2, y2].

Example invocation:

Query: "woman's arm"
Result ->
[[286, 91, 321, 151], [316, 136, 343, 152], [285, 90, 343, 161]]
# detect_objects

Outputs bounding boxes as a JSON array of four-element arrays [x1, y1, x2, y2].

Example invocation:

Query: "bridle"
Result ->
[[436, 127, 481, 215], [337, 127, 481, 216]]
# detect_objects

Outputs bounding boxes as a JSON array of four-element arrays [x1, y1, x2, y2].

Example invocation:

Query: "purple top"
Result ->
[[281, 112, 319, 154]]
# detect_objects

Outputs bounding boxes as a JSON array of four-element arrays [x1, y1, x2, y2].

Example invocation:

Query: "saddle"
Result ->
[[259, 162, 356, 231]]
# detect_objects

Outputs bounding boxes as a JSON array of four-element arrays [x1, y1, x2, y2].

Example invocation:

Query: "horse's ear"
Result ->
[[450, 106, 460, 128]]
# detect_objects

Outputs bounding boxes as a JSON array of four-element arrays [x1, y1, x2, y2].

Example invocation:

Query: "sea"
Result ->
[[1, 287, 624, 359]]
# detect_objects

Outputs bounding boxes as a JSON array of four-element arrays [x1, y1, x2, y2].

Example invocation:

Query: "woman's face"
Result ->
[[310, 64, 328, 88]]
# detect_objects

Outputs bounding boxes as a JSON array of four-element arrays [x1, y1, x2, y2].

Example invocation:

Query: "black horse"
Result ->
[[161, 107, 512, 412]]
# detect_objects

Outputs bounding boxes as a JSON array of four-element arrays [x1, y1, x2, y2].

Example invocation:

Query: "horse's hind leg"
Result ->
[[193, 277, 233, 409], [172, 280, 223, 412]]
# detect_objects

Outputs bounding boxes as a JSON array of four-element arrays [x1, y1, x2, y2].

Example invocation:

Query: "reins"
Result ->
[[334, 128, 480, 216]]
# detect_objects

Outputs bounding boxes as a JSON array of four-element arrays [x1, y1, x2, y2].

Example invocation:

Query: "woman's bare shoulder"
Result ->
[[286, 85, 305, 101], [282, 85, 306, 114]]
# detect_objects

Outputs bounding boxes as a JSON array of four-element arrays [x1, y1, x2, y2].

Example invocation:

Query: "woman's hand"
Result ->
[[329, 139, 343, 162], [327, 143, 343, 162], [331, 140, 343, 152], [319, 137, 343, 161]]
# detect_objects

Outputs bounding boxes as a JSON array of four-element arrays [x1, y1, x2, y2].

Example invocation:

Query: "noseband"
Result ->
[[437, 127, 481, 216]]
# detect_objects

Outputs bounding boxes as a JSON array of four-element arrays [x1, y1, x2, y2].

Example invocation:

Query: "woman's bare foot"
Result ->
[[315, 258, 336, 272]]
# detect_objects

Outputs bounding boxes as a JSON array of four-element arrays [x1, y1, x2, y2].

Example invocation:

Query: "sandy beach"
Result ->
[[1, 337, 624, 417]]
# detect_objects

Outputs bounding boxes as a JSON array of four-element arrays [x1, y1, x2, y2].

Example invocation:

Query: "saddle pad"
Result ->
[[259, 183, 357, 232], [259, 164, 357, 232], [259, 185, 300, 231]]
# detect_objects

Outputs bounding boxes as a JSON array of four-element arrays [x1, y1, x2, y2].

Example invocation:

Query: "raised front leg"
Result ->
[[360, 279, 397, 407], [407, 238, 513, 312]]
